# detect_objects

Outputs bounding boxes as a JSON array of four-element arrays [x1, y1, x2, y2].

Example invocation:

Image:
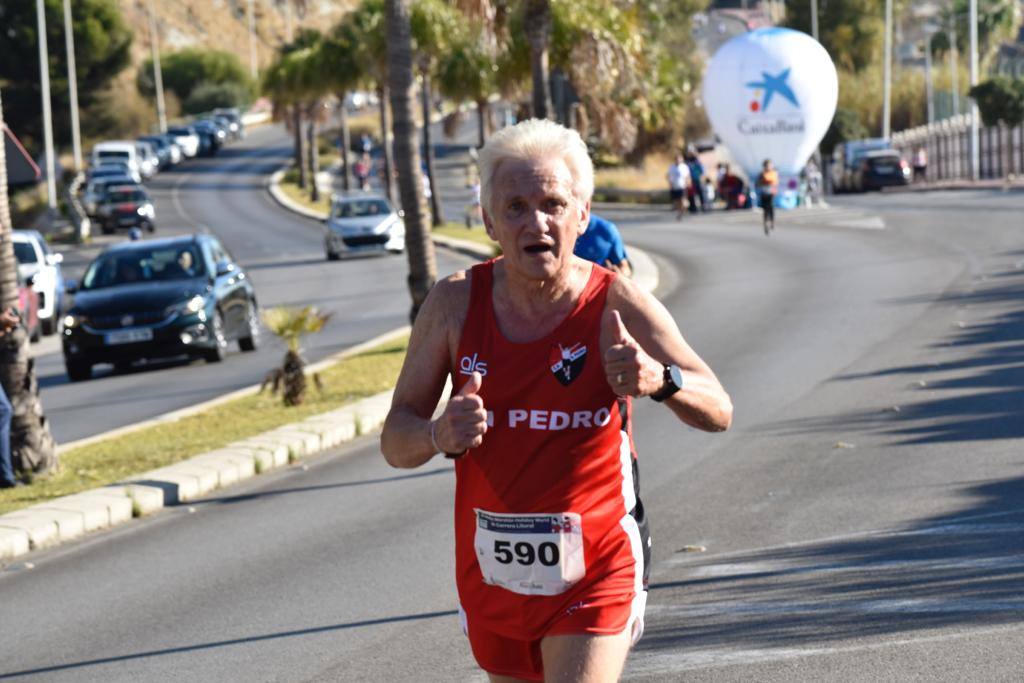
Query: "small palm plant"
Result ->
[[260, 306, 332, 406]]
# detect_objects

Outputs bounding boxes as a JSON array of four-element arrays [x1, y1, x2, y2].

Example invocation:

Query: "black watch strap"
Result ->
[[650, 364, 684, 402]]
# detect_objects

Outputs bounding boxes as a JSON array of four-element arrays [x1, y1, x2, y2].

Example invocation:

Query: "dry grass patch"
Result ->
[[0, 336, 409, 514], [433, 222, 499, 255], [594, 154, 675, 192], [280, 171, 331, 216]]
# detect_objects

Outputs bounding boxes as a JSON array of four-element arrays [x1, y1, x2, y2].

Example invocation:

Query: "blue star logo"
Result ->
[[745, 68, 799, 112]]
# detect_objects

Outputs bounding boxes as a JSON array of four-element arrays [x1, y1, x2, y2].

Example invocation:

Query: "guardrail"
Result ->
[[892, 116, 1024, 181]]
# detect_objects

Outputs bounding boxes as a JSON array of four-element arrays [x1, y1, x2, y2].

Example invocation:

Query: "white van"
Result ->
[[91, 141, 144, 178]]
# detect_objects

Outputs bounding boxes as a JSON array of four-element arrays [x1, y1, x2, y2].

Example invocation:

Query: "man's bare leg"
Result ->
[[539, 630, 632, 683]]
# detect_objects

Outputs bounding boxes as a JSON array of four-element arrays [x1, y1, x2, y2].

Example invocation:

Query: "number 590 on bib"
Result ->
[[474, 510, 585, 596]]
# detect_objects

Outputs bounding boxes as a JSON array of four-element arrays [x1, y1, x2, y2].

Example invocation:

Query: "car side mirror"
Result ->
[[65, 279, 78, 294], [216, 261, 235, 277], [46, 253, 64, 265]]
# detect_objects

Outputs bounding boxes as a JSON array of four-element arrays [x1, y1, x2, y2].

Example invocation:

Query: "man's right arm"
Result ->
[[380, 275, 470, 468]]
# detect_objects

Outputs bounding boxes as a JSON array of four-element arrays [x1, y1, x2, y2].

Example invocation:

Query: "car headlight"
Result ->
[[63, 313, 83, 329], [167, 295, 206, 317], [137, 203, 155, 218]]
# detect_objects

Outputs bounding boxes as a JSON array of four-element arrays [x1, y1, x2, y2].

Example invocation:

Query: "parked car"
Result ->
[[830, 138, 892, 193], [138, 135, 180, 168], [852, 149, 912, 192], [91, 141, 145, 181], [166, 126, 201, 158], [95, 185, 156, 234], [192, 120, 223, 156], [324, 194, 405, 259], [16, 276, 41, 343], [213, 107, 245, 139], [88, 161, 142, 185], [61, 234, 260, 380], [13, 230, 65, 335], [82, 175, 138, 216]]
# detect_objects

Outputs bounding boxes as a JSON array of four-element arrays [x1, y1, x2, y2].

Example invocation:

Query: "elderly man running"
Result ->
[[381, 119, 732, 683]]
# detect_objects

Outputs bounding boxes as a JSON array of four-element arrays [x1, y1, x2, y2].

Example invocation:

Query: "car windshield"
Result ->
[[98, 151, 130, 161], [168, 128, 191, 136], [332, 199, 390, 218], [105, 189, 147, 203], [14, 242, 37, 264], [82, 245, 206, 289]]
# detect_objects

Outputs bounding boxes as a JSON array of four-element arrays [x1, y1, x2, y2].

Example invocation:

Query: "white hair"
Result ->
[[477, 118, 594, 213]]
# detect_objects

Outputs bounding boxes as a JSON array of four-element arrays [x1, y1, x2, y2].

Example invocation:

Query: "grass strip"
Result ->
[[432, 222, 500, 255], [0, 335, 409, 515], [280, 170, 332, 215]]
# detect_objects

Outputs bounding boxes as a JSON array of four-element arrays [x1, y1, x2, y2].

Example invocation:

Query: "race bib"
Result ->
[[474, 509, 585, 596]]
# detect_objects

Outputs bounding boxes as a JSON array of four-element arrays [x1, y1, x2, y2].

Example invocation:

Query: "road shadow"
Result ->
[[769, 255, 1024, 445], [191, 466, 454, 508], [639, 475, 1024, 655], [0, 608, 458, 679]]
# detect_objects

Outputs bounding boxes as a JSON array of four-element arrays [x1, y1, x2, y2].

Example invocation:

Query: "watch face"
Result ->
[[668, 364, 684, 389]]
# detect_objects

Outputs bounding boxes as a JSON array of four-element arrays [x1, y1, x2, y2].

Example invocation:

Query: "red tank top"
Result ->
[[452, 259, 647, 639]]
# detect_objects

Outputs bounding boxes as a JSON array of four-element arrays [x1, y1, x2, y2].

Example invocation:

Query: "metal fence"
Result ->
[[892, 115, 1024, 181]]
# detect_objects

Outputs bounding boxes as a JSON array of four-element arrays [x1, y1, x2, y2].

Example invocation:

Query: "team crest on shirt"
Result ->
[[549, 343, 587, 386]]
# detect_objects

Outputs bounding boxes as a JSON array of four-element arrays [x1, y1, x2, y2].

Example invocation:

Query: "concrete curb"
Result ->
[[0, 162, 662, 565]]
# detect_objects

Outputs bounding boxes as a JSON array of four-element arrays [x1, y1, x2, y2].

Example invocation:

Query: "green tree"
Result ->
[[821, 108, 869, 154], [437, 29, 501, 147], [0, 0, 131, 150], [969, 77, 1024, 127], [0, 89, 58, 479], [139, 48, 253, 108], [784, 0, 885, 73], [930, 0, 1017, 60], [314, 31, 363, 192]]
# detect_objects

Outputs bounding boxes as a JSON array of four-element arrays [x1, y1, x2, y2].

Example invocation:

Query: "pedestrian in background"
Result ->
[[666, 153, 690, 220], [685, 149, 706, 213], [0, 308, 22, 488], [913, 147, 928, 183], [575, 213, 632, 277], [757, 158, 779, 236]]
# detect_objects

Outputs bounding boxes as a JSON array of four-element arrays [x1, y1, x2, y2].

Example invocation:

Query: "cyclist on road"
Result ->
[[381, 119, 732, 682]]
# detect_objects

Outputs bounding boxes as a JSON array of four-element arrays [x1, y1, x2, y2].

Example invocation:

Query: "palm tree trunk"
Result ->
[[377, 84, 395, 202], [419, 68, 443, 227], [293, 104, 308, 190], [524, 0, 553, 120], [386, 0, 436, 322], [0, 89, 58, 477], [338, 96, 352, 192], [308, 104, 320, 203], [476, 99, 490, 147]]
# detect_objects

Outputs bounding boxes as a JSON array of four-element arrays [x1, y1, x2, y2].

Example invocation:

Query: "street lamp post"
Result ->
[[882, 0, 893, 138], [968, 0, 979, 180], [925, 39, 935, 125], [147, 0, 167, 133], [62, 0, 82, 172], [35, 0, 57, 212], [810, 0, 819, 42], [950, 19, 960, 117]]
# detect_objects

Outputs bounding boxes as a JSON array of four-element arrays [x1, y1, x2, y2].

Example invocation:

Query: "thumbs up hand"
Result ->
[[603, 309, 662, 398], [433, 371, 488, 456]]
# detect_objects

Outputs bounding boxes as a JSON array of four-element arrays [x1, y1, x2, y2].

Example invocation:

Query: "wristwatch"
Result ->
[[650, 364, 684, 402]]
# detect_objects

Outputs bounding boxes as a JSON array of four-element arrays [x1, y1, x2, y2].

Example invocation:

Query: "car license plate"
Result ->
[[105, 328, 153, 345], [875, 164, 894, 174], [119, 216, 137, 225]]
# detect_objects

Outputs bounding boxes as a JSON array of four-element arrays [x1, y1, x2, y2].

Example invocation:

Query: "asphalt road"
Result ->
[[3, 185, 1023, 681], [34, 125, 474, 444]]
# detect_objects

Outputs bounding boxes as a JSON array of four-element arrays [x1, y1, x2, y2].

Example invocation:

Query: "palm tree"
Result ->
[[437, 31, 500, 147], [264, 50, 310, 190], [409, 0, 462, 227], [0, 89, 58, 478], [315, 31, 363, 192], [260, 306, 331, 406], [523, 0, 553, 120], [386, 0, 436, 322]]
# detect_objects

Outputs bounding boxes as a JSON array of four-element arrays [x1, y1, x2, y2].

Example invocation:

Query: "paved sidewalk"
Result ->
[[0, 165, 660, 564]]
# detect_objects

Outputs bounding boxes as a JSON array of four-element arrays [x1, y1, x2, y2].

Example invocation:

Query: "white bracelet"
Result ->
[[429, 420, 444, 454]]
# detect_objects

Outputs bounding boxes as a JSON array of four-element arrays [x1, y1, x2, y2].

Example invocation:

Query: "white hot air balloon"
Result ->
[[703, 27, 838, 208]]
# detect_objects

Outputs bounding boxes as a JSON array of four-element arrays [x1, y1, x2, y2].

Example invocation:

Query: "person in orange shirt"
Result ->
[[756, 159, 779, 236]]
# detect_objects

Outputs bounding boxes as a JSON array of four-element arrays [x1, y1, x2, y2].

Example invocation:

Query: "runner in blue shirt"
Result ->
[[574, 213, 632, 277]]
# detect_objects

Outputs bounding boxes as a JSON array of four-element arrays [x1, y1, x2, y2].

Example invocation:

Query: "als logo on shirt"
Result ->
[[549, 343, 587, 386]]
